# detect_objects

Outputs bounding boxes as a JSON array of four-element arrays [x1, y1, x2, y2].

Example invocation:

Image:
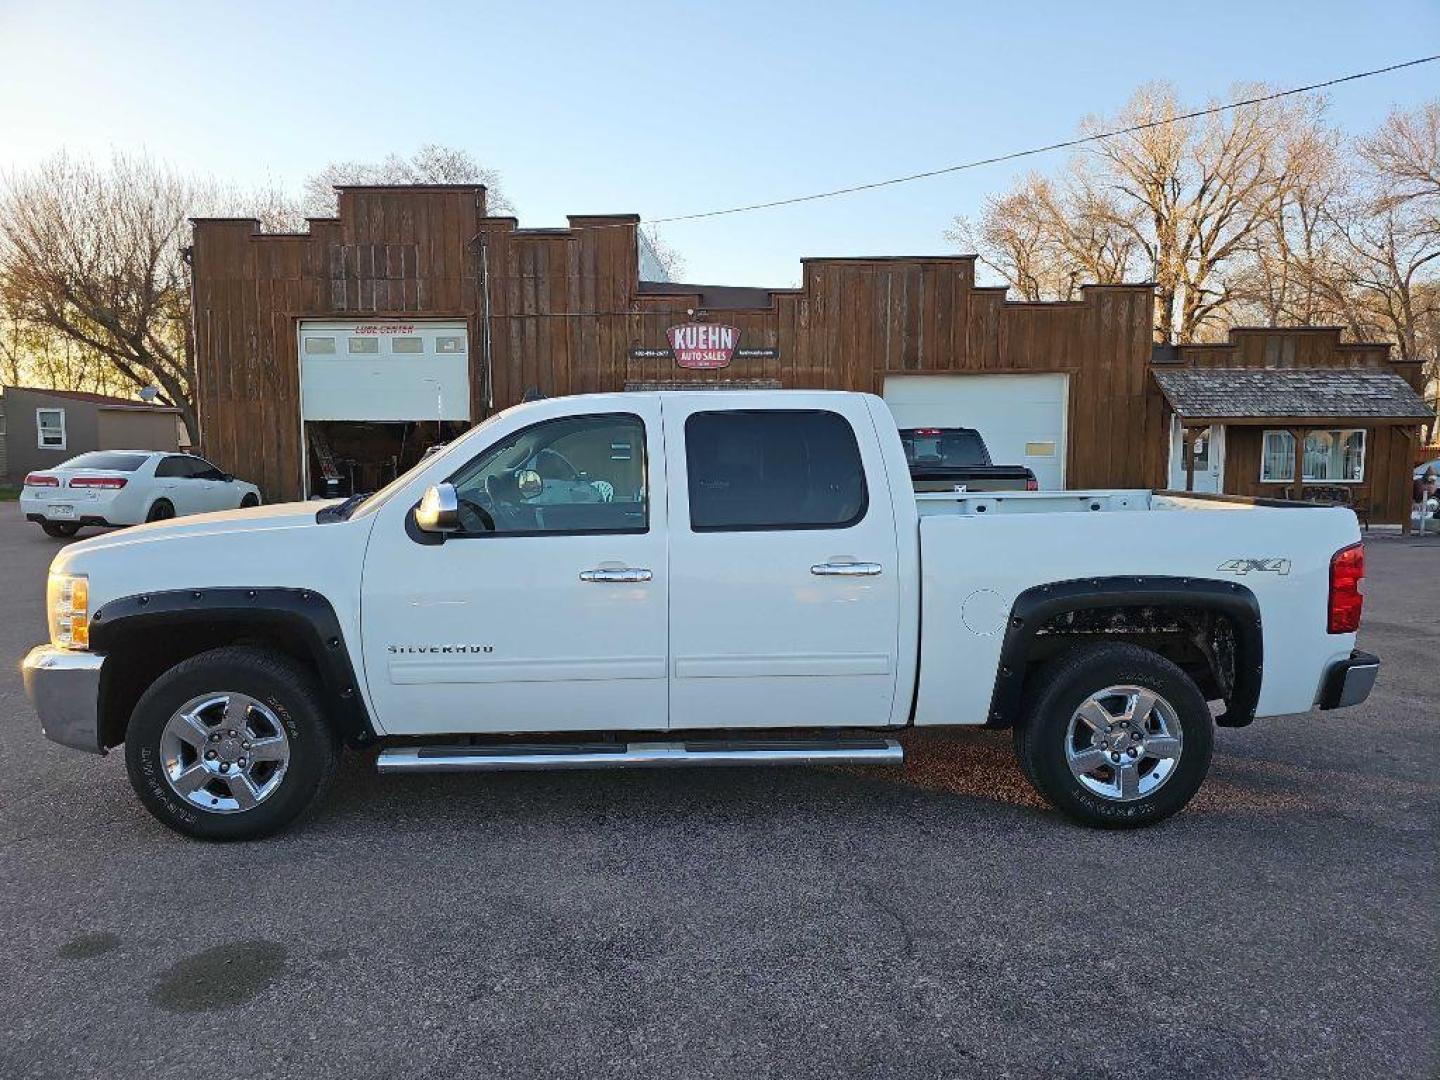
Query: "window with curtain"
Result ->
[[1260, 429, 1366, 483], [36, 408, 66, 449]]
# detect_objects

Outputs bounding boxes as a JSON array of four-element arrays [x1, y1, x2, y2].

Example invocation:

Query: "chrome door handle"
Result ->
[[810, 562, 884, 576], [579, 568, 653, 583]]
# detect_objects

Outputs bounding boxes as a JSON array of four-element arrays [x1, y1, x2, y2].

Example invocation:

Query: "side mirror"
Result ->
[[516, 469, 543, 500], [221, 473, 234, 483], [415, 483, 460, 533]]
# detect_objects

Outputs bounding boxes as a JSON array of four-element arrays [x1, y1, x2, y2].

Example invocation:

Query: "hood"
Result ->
[[62, 500, 335, 557], [47, 498, 377, 616]]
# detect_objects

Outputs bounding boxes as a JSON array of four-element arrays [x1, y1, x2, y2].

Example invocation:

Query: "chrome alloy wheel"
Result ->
[[1064, 685, 1183, 802], [158, 692, 291, 814]]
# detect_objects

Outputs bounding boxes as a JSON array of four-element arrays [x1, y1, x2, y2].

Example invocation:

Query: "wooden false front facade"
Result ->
[[190, 185, 1160, 503], [190, 185, 1427, 525]]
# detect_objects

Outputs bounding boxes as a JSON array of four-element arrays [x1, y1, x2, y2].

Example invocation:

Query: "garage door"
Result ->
[[299, 320, 471, 422], [883, 374, 1069, 489]]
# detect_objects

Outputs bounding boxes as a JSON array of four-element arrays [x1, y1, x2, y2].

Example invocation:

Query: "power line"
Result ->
[[644, 54, 1440, 225]]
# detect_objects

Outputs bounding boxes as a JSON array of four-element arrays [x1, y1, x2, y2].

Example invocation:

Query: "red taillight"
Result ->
[[913, 428, 942, 436], [1025, 478, 1039, 491], [1327, 542, 1365, 634], [68, 476, 128, 490], [24, 473, 59, 487]]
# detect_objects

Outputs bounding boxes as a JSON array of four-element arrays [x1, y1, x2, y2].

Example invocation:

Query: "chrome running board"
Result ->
[[376, 738, 903, 773]]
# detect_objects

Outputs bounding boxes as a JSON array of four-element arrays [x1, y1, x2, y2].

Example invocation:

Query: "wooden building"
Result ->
[[1152, 329, 1432, 527], [189, 185, 1430, 526]]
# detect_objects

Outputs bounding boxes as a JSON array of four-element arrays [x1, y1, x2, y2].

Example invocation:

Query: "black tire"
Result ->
[[124, 646, 339, 840], [240, 493, 260, 508], [1013, 643, 1213, 829], [146, 499, 175, 523], [40, 520, 81, 538]]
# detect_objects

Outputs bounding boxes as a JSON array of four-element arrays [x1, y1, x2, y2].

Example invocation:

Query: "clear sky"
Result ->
[[1, 0, 1436, 286]]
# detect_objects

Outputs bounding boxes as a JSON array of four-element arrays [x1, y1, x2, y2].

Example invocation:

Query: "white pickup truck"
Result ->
[[24, 390, 1378, 839]]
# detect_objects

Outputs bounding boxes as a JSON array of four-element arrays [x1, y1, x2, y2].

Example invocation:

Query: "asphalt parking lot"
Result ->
[[0, 501, 1435, 1080]]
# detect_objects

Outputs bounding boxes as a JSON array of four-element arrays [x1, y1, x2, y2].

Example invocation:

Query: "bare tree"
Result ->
[[957, 83, 1335, 342], [0, 153, 313, 431], [949, 171, 1138, 301], [221, 177, 306, 234], [1088, 84, 1336, 341], [0, 152, 201, 433], [639, 225, 686, 282], [951, 179, 1075, 301], [1234, 101, 1440, 420], [1226, 119, 1345, 327], [301, 144, 513, 218], [0, 321, 128, 395], [1360, 102, 1440, 220], [1340, 105, 1440, 395], [0, 309, 29, 386]]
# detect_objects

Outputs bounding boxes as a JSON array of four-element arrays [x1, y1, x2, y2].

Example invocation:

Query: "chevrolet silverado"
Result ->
[[23, 391, 1377, 838]]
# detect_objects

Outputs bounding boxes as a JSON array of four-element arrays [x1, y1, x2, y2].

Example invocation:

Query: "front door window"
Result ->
[[447, 413, 647, 536]]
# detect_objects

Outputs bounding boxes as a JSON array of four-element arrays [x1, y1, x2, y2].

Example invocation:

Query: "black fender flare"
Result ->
[[986, 575, 1263, 729], [89, 587, 377, 747]]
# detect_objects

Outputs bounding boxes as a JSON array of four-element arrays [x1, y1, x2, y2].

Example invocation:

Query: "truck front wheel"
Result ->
[[123, 646, 339, 840], [1013, 643, 1213, 829]]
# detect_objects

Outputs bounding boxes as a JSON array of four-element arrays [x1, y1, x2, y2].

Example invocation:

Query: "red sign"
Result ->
[[667, 323, 740, 370]]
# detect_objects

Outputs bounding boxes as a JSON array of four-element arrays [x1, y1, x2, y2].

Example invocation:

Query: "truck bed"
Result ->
[[916, 489, 1151, 516], [911, 485, 1358, 730], [914, 489, 1330, 517]]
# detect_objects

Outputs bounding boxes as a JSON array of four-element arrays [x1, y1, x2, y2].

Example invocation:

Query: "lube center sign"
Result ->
[[628, 323, 780, 369]]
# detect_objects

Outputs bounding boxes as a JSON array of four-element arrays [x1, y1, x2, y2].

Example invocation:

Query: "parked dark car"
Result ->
[[899, 427, 1039, 492]]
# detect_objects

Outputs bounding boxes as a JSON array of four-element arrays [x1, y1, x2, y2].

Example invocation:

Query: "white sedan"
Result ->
[[21, 451, 262, 538]]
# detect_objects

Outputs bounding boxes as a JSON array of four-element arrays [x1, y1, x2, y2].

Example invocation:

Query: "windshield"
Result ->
[[58, 452, 149, 472], [345, 408, 514, 520], [899, 429, 990, 469]]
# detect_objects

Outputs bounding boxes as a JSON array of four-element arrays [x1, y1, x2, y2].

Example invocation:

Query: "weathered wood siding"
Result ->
[[1165, 328, 1423, 526], [191, 186, 1161, 501], [1220, 425, 1415, 526]]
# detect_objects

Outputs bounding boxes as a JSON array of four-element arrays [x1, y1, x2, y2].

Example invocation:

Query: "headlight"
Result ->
[[48, 572, 90, 649]]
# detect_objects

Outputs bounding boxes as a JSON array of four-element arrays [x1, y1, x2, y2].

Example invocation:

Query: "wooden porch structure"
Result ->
[[1153, 349, 1434, 528]]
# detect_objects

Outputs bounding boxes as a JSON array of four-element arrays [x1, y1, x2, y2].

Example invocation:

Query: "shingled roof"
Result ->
[[1151, 367, 1433, 422]]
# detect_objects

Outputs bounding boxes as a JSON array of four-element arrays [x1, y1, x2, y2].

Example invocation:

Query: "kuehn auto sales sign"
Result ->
[[628, 323, 779, 369], [669, 323, 739, 369]]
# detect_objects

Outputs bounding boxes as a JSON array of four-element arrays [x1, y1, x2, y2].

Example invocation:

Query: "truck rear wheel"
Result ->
[[1013, 643, 1213, 829], [123, 646, 339, 840]]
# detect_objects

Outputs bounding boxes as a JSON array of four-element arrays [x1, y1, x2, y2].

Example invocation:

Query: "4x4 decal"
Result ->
[[1217, 557, 1292, 576]]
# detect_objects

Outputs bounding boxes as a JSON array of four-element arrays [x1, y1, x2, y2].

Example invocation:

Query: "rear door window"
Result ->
[[684, 410, 868, 531], [900, 429, 989, 469], [60, 452, 149, 472]]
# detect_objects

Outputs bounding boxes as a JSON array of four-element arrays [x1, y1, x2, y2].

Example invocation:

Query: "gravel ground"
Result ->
[[0, 502, 1435, 1079]]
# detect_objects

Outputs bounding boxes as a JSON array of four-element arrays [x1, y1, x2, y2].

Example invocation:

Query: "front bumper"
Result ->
[[1318, 650, 1380, 710], [22, 646, 106, 754]]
